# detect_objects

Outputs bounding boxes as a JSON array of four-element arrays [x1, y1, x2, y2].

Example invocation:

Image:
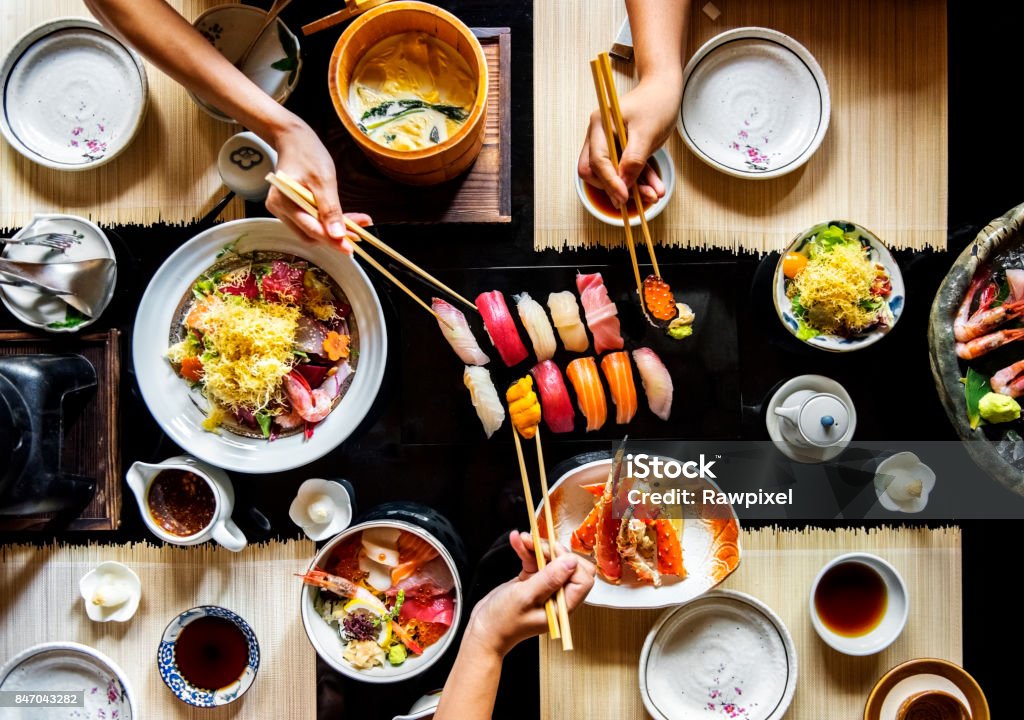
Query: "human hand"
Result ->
[[578, 78, 683, 208], [465, 531, 595, 658], [265, 118, 372, 254]]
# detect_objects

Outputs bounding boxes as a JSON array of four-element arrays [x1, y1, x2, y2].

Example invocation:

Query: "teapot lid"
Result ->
[[799, 394, 850, 447]]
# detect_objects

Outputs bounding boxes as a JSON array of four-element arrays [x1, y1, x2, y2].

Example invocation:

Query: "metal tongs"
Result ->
[[0, 258, 115, 316]]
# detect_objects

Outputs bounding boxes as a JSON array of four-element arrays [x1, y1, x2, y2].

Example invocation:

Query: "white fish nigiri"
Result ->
[[463, 366, 505, 438], [514, 292, 557, 362], [546, 291, 589, 352], [433, 298, 490, 366], [632, 348, 673, 421]]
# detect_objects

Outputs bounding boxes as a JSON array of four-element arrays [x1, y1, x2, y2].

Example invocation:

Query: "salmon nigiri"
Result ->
[[566, 357, 607, 431], [391, 532, 440, 586], [600, 351, 637, 424]]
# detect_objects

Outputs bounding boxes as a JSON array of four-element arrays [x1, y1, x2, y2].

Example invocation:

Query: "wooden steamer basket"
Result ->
[[328, 1, 488, 186]]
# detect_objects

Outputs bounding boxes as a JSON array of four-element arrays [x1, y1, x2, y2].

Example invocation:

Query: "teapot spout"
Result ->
[[125, 461, 162, 505], [773, 405, 800, 425]]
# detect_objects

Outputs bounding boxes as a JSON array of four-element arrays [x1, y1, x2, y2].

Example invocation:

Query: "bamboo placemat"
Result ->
[[540, 526, 962, 719], [0, 0, 246, 230], [533, 0, 948, 252], [0, 540, 316, 719]]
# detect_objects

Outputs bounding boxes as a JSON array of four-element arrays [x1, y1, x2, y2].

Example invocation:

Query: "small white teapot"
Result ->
[[773, 391, 853, 449], [126, 455, 247, 552]]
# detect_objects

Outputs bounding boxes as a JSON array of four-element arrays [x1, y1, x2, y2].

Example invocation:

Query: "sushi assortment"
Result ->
[[431, 275, 678, 437]]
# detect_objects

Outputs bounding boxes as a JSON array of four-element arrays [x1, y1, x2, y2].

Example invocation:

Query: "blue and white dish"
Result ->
[[158, 605, 260, 707], [773, 220, 904, 352]]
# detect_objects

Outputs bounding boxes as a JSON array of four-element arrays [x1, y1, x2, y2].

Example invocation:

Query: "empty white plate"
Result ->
[[677, 27, 829, 179], [0, 18, 147, 170], [640, 590, 797, 720]]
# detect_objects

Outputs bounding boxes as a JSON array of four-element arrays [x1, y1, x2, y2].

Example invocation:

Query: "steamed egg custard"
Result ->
[[348, 32, 476, 151]]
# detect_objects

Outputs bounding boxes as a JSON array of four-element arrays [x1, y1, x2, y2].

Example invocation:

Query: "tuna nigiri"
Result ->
[[531, 360, 575, 433], [506, 376, 542, 439], [577, 272, 624, 354], [476, 291, 529, 367], [600, 351, 637, 424], [632, 348, 673, 421], [433, 298, 490, 366], [463, 366, 505, 438], [547, 291, 589, 352], [514, 292, 557, 362], [566, 357, 607, 431]]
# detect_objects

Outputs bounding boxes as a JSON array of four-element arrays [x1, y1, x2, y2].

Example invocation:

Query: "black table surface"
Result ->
[[3, 0, 1023, 716]]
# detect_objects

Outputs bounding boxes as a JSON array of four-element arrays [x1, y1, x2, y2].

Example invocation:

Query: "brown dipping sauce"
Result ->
[[147, 470, 215, 537], [583, 157, 661, 219], [897, 691, 971, 720], [174, 616, 249, 690], [814, 561, 888, 637]]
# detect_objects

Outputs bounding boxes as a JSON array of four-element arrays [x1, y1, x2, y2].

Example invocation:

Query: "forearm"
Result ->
[[625, 0, 689, 91], [433, 628, 505, 720], [84, 0, 301, 143]]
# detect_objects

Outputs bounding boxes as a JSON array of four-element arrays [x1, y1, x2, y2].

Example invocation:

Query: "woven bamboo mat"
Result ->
[[0, 540, 316, 719], [0, 0, 246, 230], [540, 526, 962, 719], [533, 0, 948, 253]]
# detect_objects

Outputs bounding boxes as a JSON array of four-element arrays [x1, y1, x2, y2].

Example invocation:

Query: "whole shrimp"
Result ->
[[991, 360, 1024, 397], [954, 272, 988, 342], [955, 299, 1024, 342], [956, 329, 1024, 360], [282, 363, 352, 423], [296, 569, 386, 610]]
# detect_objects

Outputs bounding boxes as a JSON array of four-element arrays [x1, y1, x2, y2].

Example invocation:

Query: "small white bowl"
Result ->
[[809, 552, 908, 656], [874, 452, 936, 513], [218, 131, 277, 201], [79, 561, 142, 623], [288, 478, 353, 541], [575, 146, 676, 227], [191, 5, 302, 123]]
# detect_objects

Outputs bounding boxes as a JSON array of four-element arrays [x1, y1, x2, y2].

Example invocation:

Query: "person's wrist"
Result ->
[[263, 110, 310, 149], [465, 612, 516, 659], [636, 69, 683, 101]]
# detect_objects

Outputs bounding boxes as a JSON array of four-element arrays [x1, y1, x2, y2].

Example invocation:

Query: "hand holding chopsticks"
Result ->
[[265, 171, 476, 326]]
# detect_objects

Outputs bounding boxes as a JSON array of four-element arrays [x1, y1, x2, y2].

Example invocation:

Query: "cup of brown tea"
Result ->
[[158, 605, 259, 707], [897, 690, 972, 720], [126, 455, 247, 552], [809, 552, 908, 655]]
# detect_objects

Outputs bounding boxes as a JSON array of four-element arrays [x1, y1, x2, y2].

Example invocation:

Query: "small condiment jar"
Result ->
[[126, 455, 247, 552], [773, 391, 852, 448]]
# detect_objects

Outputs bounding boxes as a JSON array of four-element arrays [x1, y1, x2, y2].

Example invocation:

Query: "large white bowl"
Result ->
[[538, 457, 741, 609], [300, 520, 462, 683], [132, 218, 387, 473]]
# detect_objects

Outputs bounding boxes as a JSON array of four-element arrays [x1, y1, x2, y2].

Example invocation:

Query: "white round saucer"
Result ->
[[765, 374, 856, 463]]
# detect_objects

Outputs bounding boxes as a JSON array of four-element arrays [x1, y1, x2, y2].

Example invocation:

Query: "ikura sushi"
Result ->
[[546, 291, 589, 353], [433, 298, 490, 366], [632, 348, 673, 421], [476, 291, 529, 367], [530, 360, 575, 433], [566, 357, 607, 431], [463, 366, 505, 438], [514, 292, 557, 362], [600, 351, 637, 424], [506, 376, 542, 439], [576, 272, 624, 354]]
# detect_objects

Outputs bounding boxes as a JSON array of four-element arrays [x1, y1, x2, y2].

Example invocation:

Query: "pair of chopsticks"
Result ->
[[510, 425, 573, 651], [589, 52, 662, 298], [265, 171, 476, 327], [301, 0, 390, 35]]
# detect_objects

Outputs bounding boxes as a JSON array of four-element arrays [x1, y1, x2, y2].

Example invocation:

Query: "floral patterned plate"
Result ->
[[0, 641, 135, 719], [0, 18, 147, 171], [639, 590, 797, 720], [677, 27, 829, 179]]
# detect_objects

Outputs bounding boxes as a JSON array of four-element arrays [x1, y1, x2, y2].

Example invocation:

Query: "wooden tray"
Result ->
[[0, 329, 121, 531], [329, 27, 511, 223]]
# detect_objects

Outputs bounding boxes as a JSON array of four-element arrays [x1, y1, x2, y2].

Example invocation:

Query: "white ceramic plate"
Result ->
[[677, 27, 829, 179], [773, 220, 905, 352], [0, 18, 147, 170], [0, 213, 117, 333], [300, 521, 462, 684], [0, 641, 136, 720], [539, 458, 741, 609], [640, 590, 797, 720], [132, 218, 387, 473], [190, 5, 302, 122]]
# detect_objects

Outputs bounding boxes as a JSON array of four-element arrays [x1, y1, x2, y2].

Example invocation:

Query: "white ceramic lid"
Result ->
[[0, 18, 147, 170], [798, 393, 849, 447]]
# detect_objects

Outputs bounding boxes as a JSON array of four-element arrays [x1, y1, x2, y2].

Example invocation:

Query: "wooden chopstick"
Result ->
[[589, 59, 644, 302], [534, 428, 573, 651], [511, 426, 560, 640], [301, 0, 390, 35], [265, 172, 452, 329], [597, 53, 661, 279], [272, 171, 477, 313]]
